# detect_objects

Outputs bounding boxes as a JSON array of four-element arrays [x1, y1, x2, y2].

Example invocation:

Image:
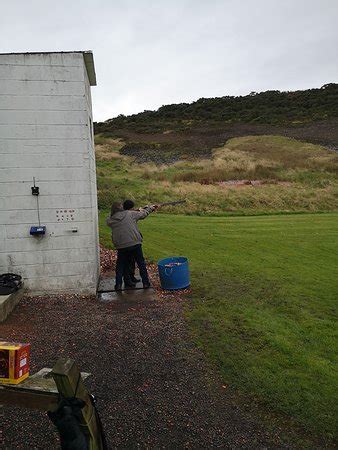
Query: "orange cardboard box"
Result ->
[[0, 341, 30, 384]]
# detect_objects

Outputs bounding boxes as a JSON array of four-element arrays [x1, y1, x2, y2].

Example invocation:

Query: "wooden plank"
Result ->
[[0, 385, 59, 411], [51, 358, 104, 450], [14, 367, 91, 393], [0, 367, 91, 410]]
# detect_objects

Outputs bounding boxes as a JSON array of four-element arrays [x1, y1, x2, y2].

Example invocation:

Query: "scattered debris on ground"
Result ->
[[100, 244, 116, 273]]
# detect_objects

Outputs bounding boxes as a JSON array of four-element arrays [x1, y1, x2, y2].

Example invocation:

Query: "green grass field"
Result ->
[[99, 211, 338, 439]]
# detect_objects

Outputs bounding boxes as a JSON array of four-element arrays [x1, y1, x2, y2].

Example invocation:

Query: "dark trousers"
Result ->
[[123, 256, 136, 283], [116, 244, 149, 286]]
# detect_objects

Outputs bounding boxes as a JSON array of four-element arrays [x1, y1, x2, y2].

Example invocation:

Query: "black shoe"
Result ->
[[115, 284, 122, 291], [143, 282, 151, 289], [131, 276, 141, 283], [124, 282, 136, 289]]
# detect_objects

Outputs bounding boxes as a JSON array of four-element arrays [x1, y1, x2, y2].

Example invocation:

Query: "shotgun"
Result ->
[[156, 200, 186, 207]]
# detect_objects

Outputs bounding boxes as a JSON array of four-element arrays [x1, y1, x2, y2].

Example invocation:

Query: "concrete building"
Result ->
[[0, 51, 99, 294]]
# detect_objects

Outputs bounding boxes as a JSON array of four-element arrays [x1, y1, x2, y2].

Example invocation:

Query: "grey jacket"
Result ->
[[106, 206, 155, 249]]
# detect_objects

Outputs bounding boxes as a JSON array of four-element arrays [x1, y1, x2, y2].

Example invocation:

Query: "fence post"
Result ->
[[51, 358, 104, 450]]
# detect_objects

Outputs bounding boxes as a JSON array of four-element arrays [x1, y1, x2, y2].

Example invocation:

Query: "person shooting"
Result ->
[[106, 201, 159, 291], [122, 199, 140, 285]]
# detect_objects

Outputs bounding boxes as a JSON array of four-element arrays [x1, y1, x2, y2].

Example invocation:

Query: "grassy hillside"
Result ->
[[95, 84, 338, 161], [95, 86, 338, 215], [96, 135, 338, 215], [99, 212, 338, 440]]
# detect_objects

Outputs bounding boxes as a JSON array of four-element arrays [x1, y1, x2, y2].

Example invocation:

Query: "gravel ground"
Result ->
[[0, 250, 321, 449]]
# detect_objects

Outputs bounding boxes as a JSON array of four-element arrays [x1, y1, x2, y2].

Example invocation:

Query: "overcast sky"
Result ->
[[1, 0, 337, 122]]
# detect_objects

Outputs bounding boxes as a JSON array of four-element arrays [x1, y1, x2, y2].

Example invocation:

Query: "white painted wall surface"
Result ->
[[0, 52, 99, 294]]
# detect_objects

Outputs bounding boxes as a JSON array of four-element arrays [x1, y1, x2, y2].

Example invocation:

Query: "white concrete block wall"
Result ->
[[0, 52, 99, 294]]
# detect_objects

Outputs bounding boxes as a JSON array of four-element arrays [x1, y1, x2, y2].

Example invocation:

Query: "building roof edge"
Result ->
[[0, 50, 97, 86]]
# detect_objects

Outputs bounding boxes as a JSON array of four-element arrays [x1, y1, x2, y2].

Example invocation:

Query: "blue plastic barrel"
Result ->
[[157, 256, 190, 290]]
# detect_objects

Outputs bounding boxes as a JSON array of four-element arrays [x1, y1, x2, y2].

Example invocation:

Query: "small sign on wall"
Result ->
[[56, 209, 76, 222]]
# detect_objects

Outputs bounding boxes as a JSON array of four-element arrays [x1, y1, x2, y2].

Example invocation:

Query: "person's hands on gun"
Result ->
[[137, 204, 160, 212], [140, 200, 185, 211]]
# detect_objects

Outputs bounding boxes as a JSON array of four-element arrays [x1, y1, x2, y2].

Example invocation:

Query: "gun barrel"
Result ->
[[158, 200, 186, 207]]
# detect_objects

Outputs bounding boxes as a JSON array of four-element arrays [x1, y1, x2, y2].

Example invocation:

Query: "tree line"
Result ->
[[95, 83, 338, 134]]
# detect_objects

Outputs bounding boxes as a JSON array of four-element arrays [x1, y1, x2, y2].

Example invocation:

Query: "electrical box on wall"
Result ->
[[30, 226, 46, 236], [31, 186, 39, 196]]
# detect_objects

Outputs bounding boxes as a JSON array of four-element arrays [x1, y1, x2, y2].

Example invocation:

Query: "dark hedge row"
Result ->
[[95, 84, 338, 134]]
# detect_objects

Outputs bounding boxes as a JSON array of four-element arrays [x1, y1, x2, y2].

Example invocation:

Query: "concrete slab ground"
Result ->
[[97, 272, 156, 304], [0, 288, 25, 322]]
